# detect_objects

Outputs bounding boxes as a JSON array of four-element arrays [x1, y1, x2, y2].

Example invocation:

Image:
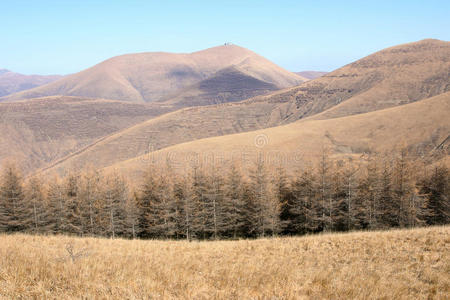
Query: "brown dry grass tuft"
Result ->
[[0, 226, 448, 299]]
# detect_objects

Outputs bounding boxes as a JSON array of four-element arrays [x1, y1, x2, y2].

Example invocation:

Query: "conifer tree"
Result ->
[[317, 148, 332, 231], [240, 181, 260, 238], [248, 154, 271, 237], [329, 162, 349, 231], [341, 162, 359, 230], [176, 174, 196, 241], [126, 191, 140, 239], [392, 149, 415, 227], [419, 165, 449, 225], [158, 170, 177, 239], [273, 166, 293, 235], [206, 165, 225, 240], [289, 168, 319, 234], [102, 172, 129, 238], [356, 156, 380, 229], [46, 176, 68, 234], [0, 163, 28, 232], [222, 163, 247, 238], [24, 176, 48, 233], [190, 165, 216, 239], [78, 169, 101, 235], [64, 173, 83, 235], [137, 168, 167, 238], [377, 157, 398, 228], [171, 175, 189, 240]]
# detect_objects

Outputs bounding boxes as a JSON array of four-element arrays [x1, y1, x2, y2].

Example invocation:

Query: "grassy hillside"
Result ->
[[274, 39, 450, 122], [38, 94, 294, 175], [105, 92, 450, 178], [0, 96, 174, 172], [1, 45, 305, 103], [0, 226, 448, 299]]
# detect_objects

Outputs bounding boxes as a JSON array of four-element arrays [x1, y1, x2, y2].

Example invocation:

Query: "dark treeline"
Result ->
[[0, 149, 448, 240]]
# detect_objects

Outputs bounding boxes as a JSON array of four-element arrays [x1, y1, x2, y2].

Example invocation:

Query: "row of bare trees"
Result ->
[[0, 167, 136, 238], [0, 150, 448, 239]]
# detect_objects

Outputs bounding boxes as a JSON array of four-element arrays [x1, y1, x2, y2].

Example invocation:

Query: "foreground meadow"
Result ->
[[0, 227, 448, 299]]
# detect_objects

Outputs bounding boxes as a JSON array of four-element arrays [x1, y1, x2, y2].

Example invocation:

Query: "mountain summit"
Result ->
[[1, 45, 305, 103]]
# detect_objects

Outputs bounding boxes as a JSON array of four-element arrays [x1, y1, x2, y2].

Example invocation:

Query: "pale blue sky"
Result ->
[[1, 0, 449, 75]]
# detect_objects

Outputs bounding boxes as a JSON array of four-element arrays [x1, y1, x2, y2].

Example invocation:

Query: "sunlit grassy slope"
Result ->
[[104, 91, 449, 179], [0, 226, 448, 299]]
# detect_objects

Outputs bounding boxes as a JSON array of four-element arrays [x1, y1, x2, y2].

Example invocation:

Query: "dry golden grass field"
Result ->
[[0, 226, 448, 299]]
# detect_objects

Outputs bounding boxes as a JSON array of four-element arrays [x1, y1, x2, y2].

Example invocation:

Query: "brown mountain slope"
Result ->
[[159, 65, 279, 107], [36, 96, 289, 175], [279, 39, 450, 122], [104, 92, 450, 179], [1, 45, 305, 103], [0, 69, 62, 97], [0, 96, 173, 172], [38, 39, 450, 175]]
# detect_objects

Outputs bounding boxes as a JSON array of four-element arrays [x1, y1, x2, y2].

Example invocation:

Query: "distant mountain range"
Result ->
[[0, 69, 62, 97]]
